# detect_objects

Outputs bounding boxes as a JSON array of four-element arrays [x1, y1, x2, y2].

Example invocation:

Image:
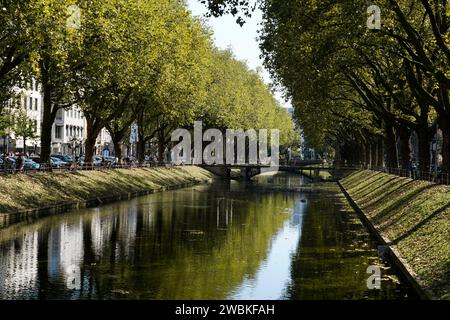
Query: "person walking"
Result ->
[[406, 160, 412, 178]]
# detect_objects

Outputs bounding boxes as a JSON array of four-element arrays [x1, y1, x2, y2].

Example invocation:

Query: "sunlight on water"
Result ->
[[0, 173, 413, 300]]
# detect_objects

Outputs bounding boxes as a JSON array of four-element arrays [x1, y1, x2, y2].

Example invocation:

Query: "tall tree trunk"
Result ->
[[356, 143, 364, 165], [398, 126, 411, 169], [39, 62, 55, 164], [137, 129, 145, 163], [333, 144, 343, 168], [361, 144, 367, 167], [384, 123, 398, 168], [438, 115, 450, 174], [113, 138, 123, 164], [376, 138, 383, 167], [84, 118, 100, 163], [417, 125, 431, 172], [136, 109, 145, 163], [157, 129, 165, 163], [365, 144, 371, 168], [371, 142, 378, 168]]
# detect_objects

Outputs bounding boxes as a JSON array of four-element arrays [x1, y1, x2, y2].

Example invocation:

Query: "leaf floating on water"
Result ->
[[381, 275, 401, 284], [111, 290, 130, 295], [183, 230, 205, 235]]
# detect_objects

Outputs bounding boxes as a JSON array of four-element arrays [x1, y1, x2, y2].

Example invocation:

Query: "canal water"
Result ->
[[0, 173, 413, 300]]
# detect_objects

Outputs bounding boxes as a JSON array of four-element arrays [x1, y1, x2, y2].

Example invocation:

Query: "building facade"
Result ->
[[2, 78, 112, 157], [11, 78, 42, 154]]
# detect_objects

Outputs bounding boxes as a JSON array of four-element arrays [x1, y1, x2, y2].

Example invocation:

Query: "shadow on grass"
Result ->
[[344, 172, 383, 194], [354, 176, 401, 201], [428, 260, 450, 299], [362, 180, 415, 212], [372, 183, 437, 225], [388, 203, 450, 246]]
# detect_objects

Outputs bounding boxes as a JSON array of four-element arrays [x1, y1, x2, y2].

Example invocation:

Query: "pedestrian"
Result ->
[[406, 160, 412, 177]]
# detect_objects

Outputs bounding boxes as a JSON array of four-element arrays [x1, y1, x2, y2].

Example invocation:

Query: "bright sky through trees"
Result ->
[[186, 0, 291, 109]]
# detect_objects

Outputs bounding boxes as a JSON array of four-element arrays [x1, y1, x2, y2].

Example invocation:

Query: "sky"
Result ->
[[186, 0, 291, 109]]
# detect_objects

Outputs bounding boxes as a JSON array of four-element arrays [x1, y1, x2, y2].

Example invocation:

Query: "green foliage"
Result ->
[[12, 107, 37, 151], [202, 49, 298, 146], [201, 0, 450, 170], [1, 0, 298, 162]]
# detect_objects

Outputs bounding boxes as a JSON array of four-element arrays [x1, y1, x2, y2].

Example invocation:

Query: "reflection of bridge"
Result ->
[[200, 160, 334, 180]]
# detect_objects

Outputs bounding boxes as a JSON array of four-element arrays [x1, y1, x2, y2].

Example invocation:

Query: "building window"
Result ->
[[35, 98, 38, 110], [55, 126, 63, 139], [34, 120, 38, 133], [56, 109, 63, 120], [35, 82, 39, 92], [29, 97, 33, 110]]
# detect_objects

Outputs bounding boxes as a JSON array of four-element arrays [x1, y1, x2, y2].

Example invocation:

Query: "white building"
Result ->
[[2, 78, 113, 157], [51, 105, 87, 156], [10, 78, 42, 154], [95, 128, 113, 157]]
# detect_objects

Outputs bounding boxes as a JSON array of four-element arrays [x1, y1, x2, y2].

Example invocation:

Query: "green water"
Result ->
[[0, 173, 413, 299]]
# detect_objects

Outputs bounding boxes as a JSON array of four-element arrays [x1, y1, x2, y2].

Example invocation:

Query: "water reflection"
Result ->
[[229, 199, 305, 300], [0, 231, 38, 299], [0, 174, 412, 300]]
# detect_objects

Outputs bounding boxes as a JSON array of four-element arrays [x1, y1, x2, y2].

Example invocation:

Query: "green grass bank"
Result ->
[[340, 170, 450, 299], [0, 166, 215, 219]]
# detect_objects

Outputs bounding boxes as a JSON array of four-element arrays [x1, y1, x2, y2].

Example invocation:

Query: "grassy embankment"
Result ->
[[341, 170, 450, 299], [0, 166, 215, 215]]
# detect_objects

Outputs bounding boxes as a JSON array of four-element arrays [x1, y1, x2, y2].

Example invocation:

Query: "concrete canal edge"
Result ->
[[337, 180, 434, 300]]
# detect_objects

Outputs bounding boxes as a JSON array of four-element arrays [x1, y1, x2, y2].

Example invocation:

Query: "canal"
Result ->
[[0, 173, 414, 299]]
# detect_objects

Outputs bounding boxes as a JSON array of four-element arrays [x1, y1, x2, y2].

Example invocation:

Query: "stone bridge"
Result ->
[[199, 160, 334, 180]]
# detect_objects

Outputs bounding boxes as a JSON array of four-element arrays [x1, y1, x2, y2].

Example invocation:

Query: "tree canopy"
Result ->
[[200, 0, 450, 173], [0, 0, 299, 163]]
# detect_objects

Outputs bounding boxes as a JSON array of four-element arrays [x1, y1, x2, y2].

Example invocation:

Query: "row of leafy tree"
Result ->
[[0, 0, 298, 163], [201, 0, 450, 173]]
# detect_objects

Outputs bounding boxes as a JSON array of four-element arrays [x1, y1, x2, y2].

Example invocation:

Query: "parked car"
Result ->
[[78, 156, 102, 166], [23, 158, 40, 170], [1, 156, 16, 171], [102, 156, 117, 166], [50, 157, 68, 168], [29, 156, 41, 164], [92, 156, 103, 166], [52, 154, 74, 163]]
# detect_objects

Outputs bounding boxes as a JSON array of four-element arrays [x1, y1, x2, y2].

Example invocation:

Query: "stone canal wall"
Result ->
[[338, 170, 450, 300], [0, 166, 215, 227]]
